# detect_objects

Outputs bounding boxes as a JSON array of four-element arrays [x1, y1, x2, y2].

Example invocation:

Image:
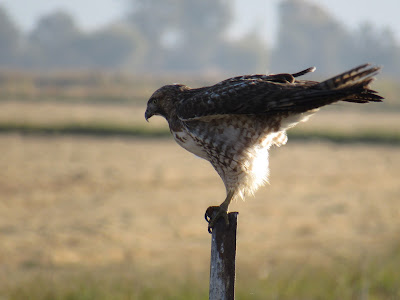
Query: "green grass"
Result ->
[[0, 121, 399, 145], [236, 252, 400, 300], [3, 245, 400, 300], [0, 122, 169, 138], [3, 266, 209, 300], [288, 128, 400, 145]]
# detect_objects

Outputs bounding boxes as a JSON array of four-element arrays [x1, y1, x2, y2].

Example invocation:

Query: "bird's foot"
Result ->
[[205, 205, 229, 234]]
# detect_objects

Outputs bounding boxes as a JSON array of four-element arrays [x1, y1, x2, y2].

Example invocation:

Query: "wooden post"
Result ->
[[209, 212, 238, 300]]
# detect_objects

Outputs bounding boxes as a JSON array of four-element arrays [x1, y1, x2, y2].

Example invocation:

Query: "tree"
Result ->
[[272, 0, 400, 77], [77, 24, 146, 70], [271, 0, 351, 74], [171, 0, 232, 71], [0, 5, 22, 66], [126, 0, 233, 72], [27, 10, 146, 70], [28, 11, 83, 68], [353, 22, 400, 76], [126, 0, 180, 70], [213, 30, 268, 75]]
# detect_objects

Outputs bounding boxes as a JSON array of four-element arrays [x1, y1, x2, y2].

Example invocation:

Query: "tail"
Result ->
[[314, 63, 383, 103], [272, 63, 384, 115]]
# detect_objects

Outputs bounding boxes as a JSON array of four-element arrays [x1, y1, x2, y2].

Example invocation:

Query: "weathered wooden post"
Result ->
[[209, 212, 238, 300]]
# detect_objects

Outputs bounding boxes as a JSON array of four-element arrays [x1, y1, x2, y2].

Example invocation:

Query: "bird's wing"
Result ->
[[177, 69, 316, 121], [177, 64, 382, 121]]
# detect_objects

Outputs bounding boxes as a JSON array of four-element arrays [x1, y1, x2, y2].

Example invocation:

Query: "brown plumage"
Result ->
[[145, 63, 383, 233]]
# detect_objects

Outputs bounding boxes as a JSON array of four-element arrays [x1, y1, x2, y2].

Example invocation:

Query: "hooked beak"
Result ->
[[144, 108, 154, 122]]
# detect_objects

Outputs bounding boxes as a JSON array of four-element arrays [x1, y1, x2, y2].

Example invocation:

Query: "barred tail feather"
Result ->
[[316, 64, 378, 89], [315, 63, 383, 103]]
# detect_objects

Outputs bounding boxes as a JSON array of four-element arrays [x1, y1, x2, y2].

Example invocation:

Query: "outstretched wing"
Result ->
[[177, 64, 382, 121]]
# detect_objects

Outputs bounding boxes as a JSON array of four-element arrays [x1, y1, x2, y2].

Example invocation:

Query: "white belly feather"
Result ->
[[172, 111, 315, 200], [173, 131, 208, 159], [172, 127, 278, 201]]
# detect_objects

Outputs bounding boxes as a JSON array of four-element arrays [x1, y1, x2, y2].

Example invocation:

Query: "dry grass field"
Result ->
[[0, 73, 399, 298], [1, 132, 400, 299]]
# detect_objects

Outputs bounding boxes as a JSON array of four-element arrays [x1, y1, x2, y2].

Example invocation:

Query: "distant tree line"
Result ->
[[0, 0, 399, 77], [271, 0, 400, 76]]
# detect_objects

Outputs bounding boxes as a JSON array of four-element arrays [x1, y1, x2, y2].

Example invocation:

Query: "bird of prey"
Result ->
[[145, 63, 382, 233]]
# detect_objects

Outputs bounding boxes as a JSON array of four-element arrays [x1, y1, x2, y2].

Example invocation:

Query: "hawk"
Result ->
[[144, 63, 382, 233]]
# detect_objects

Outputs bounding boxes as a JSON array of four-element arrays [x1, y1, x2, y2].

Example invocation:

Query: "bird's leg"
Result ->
[[205, 190, 234, 233]]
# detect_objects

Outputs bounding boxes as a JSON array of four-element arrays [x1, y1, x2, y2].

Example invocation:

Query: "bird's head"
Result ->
[[145, 84, 189, 121]]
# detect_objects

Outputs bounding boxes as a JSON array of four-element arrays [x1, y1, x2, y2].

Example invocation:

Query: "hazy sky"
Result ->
[[1, 0, 399, 45]]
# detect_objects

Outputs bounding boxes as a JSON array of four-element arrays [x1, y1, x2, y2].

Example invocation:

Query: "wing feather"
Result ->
[[177, 64, 382, 121], [177, 71, 316, 121]]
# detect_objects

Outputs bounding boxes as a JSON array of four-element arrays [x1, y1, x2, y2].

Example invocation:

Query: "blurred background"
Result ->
[[0, 0, 399, 299], [1, 0, 400, 75]]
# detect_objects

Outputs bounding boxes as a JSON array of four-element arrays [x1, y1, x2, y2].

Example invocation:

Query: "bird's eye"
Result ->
[[152, 98, 158, 104]]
